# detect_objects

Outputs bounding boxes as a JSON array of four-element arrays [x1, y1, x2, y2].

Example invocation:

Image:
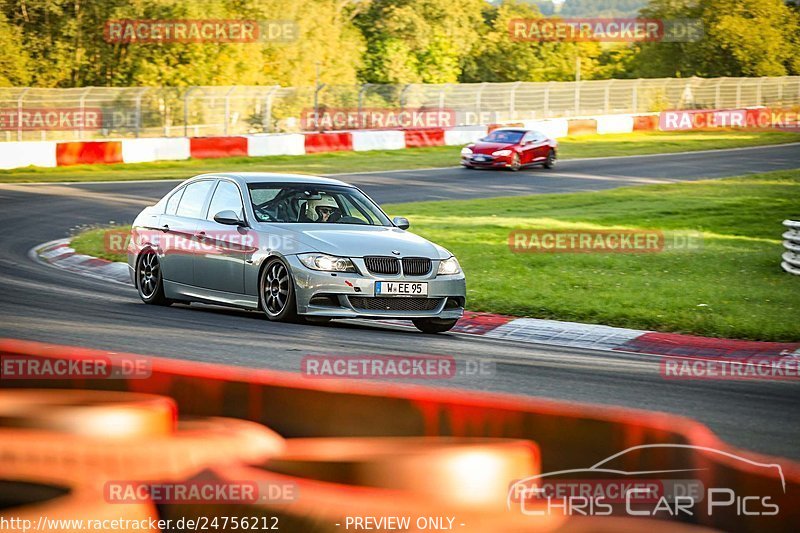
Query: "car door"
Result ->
[[193, 179, 250, 294], [528, 130, 550, 163], [160, 179, 214, 286], [519, 131, 540, 164]]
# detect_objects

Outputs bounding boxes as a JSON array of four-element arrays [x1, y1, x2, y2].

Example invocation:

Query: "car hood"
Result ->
[[266, 224, 451, 259], [471, 141, 516, 155]]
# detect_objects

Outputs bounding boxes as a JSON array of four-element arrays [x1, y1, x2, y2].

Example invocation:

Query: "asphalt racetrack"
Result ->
[[1, 143, 799, 460]]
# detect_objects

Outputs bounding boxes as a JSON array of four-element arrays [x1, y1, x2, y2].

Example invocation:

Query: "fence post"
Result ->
[[134, 87, 146, 138], [262, 85, 280, 133], [735, 78, 744, 108], [399, 84, 411, 109], [357, 83, 369, 119], [476, 82, 487, 122], [78, 87, 91, 140], [223, 86, 235, 136], [543, 82, 551, 118], [183, 87, 197, 138], [509, 81, 521, 120], [604, 79, 613, 114], [756, 77, 765, 106], [632, 79, 642, 113], [714, 78, 724, 109], [574, 80, 581, 116], [16, 88, 29, 142]]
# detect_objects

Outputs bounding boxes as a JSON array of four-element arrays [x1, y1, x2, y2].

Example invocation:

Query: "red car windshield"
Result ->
[[482, 130, 524, 143]]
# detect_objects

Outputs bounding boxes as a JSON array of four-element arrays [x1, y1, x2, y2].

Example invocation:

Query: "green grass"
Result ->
[[3, 129, 799, 183], [72, 169, 800, 341], [381, 170, 800, 342]]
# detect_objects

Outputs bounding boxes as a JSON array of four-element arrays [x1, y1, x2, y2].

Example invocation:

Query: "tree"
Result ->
[[354, 0, 486, 84], [461, 0, 606, 82], [631, 0, 800, 77], [0, 10, 30, 85]]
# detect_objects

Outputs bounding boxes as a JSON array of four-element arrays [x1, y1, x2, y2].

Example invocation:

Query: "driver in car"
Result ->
[[305, 195, 341, 223]]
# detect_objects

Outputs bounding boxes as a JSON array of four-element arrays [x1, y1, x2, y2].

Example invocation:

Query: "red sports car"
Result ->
[[461, 128, 558, 171]]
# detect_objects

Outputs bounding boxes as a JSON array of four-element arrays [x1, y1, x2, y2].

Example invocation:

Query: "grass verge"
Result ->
[[3, 129, 799, 183], [73, 169, 800, 341]]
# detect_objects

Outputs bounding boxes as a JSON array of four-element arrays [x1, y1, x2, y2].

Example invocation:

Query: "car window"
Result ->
[[207, 180, 244, 221], [339, 195, 373, 224], [522, 131, 538, 143], [164, 187, 184, 215], [248, 184, 391, 226], [483, 130, 524, 143], [176, 180, 214, 219]]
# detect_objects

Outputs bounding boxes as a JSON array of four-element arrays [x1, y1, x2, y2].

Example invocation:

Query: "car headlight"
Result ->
[[460, 146, 473, 156], [437, 256, 461, 275], [492, 149, 512, 156], [298, 253, 357, 273]]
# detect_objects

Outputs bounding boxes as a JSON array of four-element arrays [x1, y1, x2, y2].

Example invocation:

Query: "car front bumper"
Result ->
[[461, 154, 513, 168], [286, 255, 466, 320]]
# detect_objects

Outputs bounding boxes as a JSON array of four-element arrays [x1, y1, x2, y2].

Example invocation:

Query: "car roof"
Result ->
[[490, 128, 528, 134], [189, 172, 350, 187]]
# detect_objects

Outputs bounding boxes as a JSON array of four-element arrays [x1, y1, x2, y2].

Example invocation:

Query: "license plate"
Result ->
[[473, 155, 488, 161], [375, 281, 428, 296]]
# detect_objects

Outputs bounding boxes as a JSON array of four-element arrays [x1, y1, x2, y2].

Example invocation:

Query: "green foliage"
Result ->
[[632, 0, 800, 77], [0, 0, 799, 86], [0, 10, 30, 85]]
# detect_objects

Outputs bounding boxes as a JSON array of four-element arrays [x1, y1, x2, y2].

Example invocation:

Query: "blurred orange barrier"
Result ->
[[567, 118, 597, 135], [403, 128, 445, 147], [633, 114, 659, 131], [189, 136, 248, 159], [0, 389, 176, 438], [304, 132, 353, 153], [265, 437, 539, 511], [0, 338, 797, 532], [1, 478, 159, 533], [163, 464, 716, 533], [55, 141, 123, 166], [0, 389, 284, 484]]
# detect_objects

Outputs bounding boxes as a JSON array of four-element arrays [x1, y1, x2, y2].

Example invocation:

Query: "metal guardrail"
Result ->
[[782, 220, 800, 276], [1, 76, 798, 141]]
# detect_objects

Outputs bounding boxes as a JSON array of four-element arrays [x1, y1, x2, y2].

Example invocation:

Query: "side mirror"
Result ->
[[213, 210, 245, 226], [392, 216, 410, 230]]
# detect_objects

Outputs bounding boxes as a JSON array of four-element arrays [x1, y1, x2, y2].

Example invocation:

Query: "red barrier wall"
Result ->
[[567, 118, 597, 136], [633, 114, 659, 131], [404, 128, 445, 147], [189, 137, 248, 159], [56, 141, 123, 166], [304, 132, 353, 153], [1, 338, 797, 532]]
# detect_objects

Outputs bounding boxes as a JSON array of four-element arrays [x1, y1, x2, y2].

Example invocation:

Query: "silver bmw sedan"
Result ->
[[128, 173, 466, 333]]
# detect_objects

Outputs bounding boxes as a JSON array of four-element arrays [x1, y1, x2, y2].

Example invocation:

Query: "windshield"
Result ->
[[248, 183, 392, 226], [482, 130, 524, 144]]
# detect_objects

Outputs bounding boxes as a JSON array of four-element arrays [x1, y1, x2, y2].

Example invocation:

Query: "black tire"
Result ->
[[543, 149, 556, 169], [509, 153, 521, 172], [463, 164, 475, 170], [412, 318, 459, 334], [259, 257, 299, 322], [136, 250, 172, 306]]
